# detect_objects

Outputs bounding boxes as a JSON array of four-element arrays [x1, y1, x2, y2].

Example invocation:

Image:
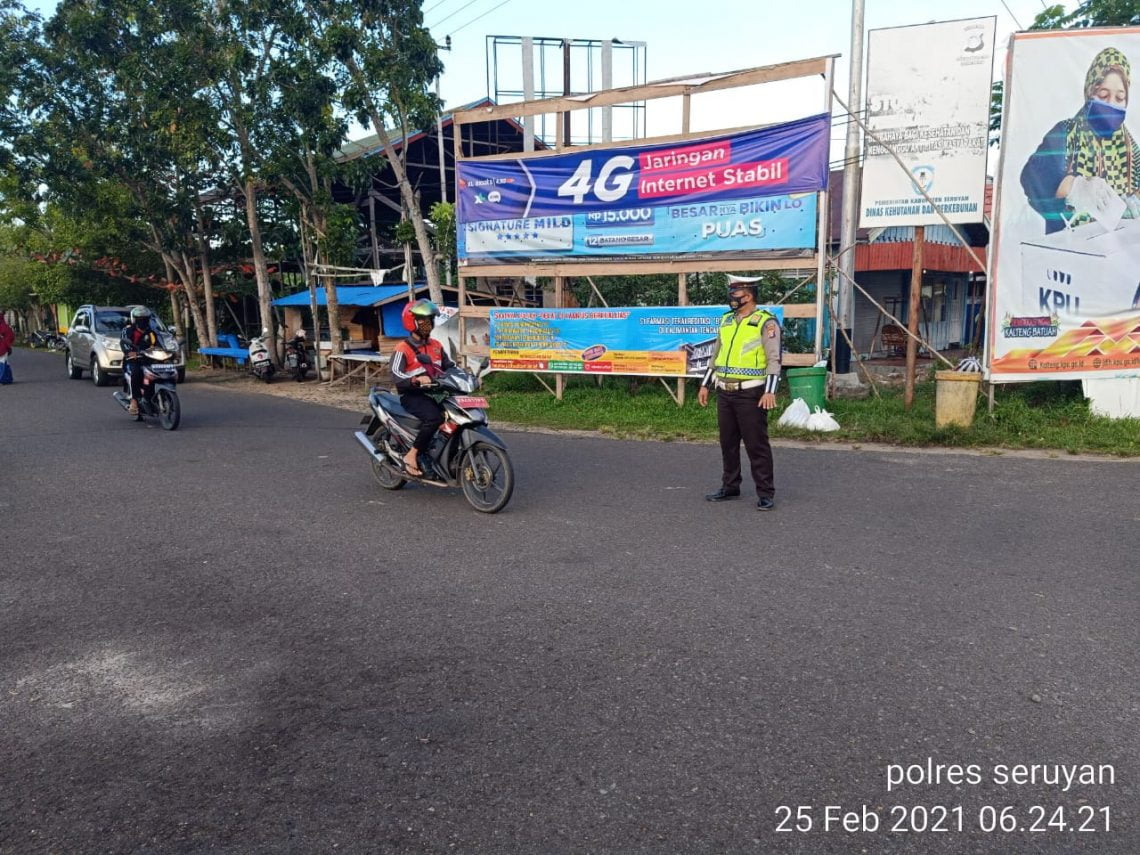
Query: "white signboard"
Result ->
[[860, 17, 996, 228], [462, 217, 574, 255], [987, 27, 1140, 382]]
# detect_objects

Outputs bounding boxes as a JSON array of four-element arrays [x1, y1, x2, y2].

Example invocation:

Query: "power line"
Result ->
[[423, 0, 457, 14], [428, 0, 483, 28], [999, 0, 1023, 29], [448, 0, 512, 36]]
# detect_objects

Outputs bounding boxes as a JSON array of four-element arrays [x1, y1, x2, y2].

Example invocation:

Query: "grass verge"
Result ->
[[481, 373, 1140, 457]]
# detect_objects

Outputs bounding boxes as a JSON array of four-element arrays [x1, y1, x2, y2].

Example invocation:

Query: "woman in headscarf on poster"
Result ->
[[1021, 47, 1140, 234]]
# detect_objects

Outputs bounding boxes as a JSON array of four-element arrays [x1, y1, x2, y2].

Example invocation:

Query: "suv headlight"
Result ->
[[100, 336, 122, 352]]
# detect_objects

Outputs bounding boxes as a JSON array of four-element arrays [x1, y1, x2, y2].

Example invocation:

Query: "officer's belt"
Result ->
[[715, 379, 765, 391]]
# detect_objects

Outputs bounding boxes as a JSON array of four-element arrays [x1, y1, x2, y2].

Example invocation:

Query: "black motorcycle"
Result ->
[[354, 358, 514, 513], [283, 335, 312, 382], [113, 347, 181, 430], [28, 329, 65, 350]]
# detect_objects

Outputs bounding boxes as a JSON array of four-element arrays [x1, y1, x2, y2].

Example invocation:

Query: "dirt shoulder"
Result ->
[[188, 368, 1139, 464]]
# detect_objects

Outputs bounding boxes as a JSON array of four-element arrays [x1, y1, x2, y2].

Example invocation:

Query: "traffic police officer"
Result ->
[[698, 278, 781, 510]]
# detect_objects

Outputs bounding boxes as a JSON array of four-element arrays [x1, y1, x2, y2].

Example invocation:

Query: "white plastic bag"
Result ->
[[778, 397, 811, 429], [805, 406, 841, 432]]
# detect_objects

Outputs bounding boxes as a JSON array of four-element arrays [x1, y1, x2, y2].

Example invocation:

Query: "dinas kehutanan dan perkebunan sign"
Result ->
[[488, 306, 784, 377], [456, 115, 830, 265]]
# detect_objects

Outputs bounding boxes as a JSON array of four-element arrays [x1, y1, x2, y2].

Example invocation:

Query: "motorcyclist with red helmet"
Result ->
[[390, 299, 454, 476]]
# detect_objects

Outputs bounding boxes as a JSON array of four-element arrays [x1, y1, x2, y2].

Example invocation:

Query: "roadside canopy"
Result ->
[[272, 283, 428, 308]]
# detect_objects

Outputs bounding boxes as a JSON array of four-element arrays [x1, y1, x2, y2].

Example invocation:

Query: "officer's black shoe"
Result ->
[[757, 497, 775, 511], [705, 488, 741, 502]]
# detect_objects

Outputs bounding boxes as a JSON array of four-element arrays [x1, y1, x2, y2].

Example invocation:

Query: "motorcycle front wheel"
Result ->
[[156, 388, 181, 431], [460, 442, 514, 513]]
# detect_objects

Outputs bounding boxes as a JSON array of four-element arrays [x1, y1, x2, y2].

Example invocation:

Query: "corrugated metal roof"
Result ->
[[273, 283, 429, 308]]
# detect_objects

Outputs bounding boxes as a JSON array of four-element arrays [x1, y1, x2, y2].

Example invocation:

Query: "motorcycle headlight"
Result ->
[[101, 336, 122, 352]]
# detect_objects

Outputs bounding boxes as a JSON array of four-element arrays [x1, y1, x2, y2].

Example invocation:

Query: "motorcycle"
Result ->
[[28, 329, 65, 350], [283, 333, 312, 382], [247, 330, 275, 383], [354, 357, 514, 513], [113, 347, 181, 430]]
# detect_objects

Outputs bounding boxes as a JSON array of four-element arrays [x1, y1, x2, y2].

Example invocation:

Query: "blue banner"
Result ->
[[488, 306, 785, 377], [459, 114, 830, 222], [459, 193, 817, 262], [456, 114, 829, 265]]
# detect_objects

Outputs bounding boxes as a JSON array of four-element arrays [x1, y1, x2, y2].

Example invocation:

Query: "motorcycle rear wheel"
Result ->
[[460, 442, 514, 513], [156, 388, 181, 431], [371, 457, 407, 490]]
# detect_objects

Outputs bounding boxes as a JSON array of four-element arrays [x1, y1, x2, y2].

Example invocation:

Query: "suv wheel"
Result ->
[[91, 356, 110, 387], [66, 351, 83, 380]]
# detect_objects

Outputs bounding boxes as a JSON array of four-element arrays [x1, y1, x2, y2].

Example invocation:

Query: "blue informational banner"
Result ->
[[488, 306, 785, 377], [456, 114, 830, 265], [458, 193, 818, 262]]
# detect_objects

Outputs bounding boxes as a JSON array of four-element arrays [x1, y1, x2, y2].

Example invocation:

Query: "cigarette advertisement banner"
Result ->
[[456, 115, 830, 265], [987, 27, 1140, 381], [860, 17, 996, 228], [488, 306, 784, 377]]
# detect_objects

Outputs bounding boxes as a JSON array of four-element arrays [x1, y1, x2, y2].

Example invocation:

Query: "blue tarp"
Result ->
[[272, 283, 427, 308]]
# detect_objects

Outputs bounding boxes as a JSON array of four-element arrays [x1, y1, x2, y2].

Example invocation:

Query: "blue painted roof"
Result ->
[[273, 283, 428, 308]]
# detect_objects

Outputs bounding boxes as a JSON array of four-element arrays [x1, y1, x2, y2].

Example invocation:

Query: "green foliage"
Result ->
[[429, 201, 455, 257], [394, 218, 416, 245], [481, 373, 1139, 456], [319, 203, 361, 267]]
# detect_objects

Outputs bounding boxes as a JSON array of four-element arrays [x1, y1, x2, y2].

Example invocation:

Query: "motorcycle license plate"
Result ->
[[454, 396, 488, 409]]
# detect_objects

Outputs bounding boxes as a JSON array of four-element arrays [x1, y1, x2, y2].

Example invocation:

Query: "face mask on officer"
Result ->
[[415, 317, 434, 339], [728, 290, 753, 311]]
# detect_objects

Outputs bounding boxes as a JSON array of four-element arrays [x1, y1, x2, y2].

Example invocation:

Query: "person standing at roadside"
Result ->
[[0, 309, 15, 385], [698, 279, 781, 510]]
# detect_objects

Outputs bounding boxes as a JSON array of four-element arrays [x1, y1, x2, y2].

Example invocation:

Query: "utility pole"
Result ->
[[837, 0, 865, 375], [436, 36, 452, 288]]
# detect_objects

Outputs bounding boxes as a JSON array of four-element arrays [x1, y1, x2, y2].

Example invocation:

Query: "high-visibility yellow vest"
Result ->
[[713, 309, 776, 380]]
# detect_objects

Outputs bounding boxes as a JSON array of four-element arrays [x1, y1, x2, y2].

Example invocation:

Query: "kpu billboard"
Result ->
[[987, 27, 1140, 381]]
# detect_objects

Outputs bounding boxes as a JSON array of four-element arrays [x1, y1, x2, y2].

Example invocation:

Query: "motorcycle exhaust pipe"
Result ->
[[354, 431, 388, 463]]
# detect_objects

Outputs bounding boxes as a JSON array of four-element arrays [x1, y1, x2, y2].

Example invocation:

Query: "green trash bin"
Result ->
[[785, 365, 826, 411]]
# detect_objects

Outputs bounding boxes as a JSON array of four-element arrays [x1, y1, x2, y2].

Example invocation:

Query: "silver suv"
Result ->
[[65, 305, 185, 386]]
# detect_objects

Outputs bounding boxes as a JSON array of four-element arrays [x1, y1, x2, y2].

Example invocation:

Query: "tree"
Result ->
[[263, 15, 353, 354], [307, 0, 445, 303], [206, 0, 291, 360]]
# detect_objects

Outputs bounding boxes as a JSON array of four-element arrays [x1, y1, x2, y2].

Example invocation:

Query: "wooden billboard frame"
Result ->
[[451, 55, 837, 396]]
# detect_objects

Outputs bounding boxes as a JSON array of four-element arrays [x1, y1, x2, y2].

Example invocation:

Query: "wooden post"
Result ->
[[554, 275, 564, 401], [677, 92, 692, 408], [904, 225, 924, 410], [677, 272, 688, 406]]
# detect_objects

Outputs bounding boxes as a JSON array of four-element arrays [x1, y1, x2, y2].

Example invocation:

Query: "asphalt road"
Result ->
[[1, 348, 1136, 854]]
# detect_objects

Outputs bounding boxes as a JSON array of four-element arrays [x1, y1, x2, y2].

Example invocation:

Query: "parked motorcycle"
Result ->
[[28, 329, 66, 350], [354, 358, 514, 513], [247, 330, 275, 383], [283, 332, 312, 382], [113, 347, 181, 430]]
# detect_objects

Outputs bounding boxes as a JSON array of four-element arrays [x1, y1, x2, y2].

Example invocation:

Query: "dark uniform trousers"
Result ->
[[716, 387, 774, 499]]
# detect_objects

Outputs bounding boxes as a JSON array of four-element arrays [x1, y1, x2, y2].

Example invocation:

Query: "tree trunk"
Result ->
[[163, 254, 209, 354], [309, 205, 343, 356], [242, 177, 278, 364], [347, 59, 443, 304], [194, 200, 219, 347]]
